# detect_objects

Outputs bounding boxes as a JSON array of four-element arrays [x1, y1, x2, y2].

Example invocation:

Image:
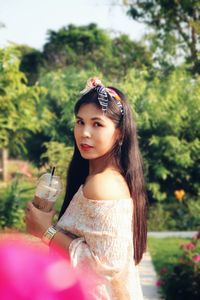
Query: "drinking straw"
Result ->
[[49, 166, 55, 186]]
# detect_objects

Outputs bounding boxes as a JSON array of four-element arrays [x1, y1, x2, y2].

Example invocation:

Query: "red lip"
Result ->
[[80, 144, 93, 151]]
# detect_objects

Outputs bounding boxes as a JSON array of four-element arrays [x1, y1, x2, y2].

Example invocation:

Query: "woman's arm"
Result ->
[[25, 201, 73, 252], [49, 229, 73, 250]]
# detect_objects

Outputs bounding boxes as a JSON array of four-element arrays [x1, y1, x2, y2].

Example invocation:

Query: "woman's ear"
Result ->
[[115, 128, 122, 143]]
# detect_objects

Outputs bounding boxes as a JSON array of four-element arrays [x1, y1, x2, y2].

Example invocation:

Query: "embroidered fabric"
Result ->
[[56, 185, 144, 300]]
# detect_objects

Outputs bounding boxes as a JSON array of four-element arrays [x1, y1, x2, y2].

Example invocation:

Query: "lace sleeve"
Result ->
[[68, 199, 133, 279]]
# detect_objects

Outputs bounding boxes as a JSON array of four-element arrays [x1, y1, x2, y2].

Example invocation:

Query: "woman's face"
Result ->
[[74, 103, 120, 160]]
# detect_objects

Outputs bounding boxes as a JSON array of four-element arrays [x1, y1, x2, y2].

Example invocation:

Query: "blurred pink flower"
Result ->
[[160, 267, 168, 274], [181, 242, 195, 251], [0, 236, 89, 300], [193, 255, 200, 263], [156, 280, 164, 287]]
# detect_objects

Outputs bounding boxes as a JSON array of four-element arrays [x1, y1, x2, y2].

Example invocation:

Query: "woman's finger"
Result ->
[[26, 201, 33, 209]]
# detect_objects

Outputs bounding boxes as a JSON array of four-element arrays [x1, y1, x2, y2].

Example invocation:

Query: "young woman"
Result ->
[[25, 77, 147, 300]]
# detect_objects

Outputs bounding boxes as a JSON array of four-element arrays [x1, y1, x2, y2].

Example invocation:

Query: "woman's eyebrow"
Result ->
[[91, 117, 104, 121], [76, 115, 105, 122]]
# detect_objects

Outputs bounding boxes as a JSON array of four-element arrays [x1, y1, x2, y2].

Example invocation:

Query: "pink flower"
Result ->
[[0, 236, 90, 300], [181, 242, 195, 250], [186, 243, 195, 250], [156, 280, 164, 286], [193, 255, 200, 262], [159, 267, 168, 274]]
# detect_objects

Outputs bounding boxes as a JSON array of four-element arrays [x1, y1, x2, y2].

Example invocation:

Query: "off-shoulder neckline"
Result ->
[[79, 184, 132, 202]]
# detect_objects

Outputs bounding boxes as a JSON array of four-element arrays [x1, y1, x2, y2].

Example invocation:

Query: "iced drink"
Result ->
[[32, 173, 62, 212]]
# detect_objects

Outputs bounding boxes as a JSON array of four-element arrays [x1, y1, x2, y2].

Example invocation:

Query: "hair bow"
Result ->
[[80, 77, 124, 115]]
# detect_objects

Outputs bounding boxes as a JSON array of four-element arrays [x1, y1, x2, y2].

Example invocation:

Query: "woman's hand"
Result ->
[[25, 201, 56, 238]]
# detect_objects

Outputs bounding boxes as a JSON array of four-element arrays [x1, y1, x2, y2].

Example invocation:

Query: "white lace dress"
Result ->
[[56, 185, 143, 300]]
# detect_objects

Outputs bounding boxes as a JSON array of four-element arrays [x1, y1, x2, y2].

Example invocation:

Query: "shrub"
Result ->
[[0, 175, 34, 231], [148, 203, 176, 231], [166, 196, 200, 230], [148, 194, 200, 231], [158, 234, 200, 300], [187, 200, 200, 229]]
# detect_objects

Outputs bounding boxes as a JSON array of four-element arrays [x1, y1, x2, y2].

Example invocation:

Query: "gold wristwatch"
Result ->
[[41, 226, 57, 246]]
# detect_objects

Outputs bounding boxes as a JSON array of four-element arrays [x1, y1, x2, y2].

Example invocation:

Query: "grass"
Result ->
[[148, 237, 191, 273]]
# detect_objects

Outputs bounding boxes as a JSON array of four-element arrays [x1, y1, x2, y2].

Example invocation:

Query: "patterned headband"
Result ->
[[80, 77, 124, 115]]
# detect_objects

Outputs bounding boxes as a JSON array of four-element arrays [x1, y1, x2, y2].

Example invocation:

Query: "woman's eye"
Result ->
[[76, 120, 83, 125], [94, 122, 102, 127]]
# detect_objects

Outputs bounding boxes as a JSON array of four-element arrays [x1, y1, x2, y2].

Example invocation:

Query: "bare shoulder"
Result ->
[[83, 170, 131, 201]]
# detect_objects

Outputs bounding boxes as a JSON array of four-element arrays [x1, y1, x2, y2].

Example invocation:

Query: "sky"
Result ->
[[0, 0, 146, 50]]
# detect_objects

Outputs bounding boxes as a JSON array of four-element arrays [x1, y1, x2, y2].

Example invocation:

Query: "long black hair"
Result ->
[[58, 87, 147, 265]]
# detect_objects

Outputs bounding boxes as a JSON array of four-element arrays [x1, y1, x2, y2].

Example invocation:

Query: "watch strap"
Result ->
[[41, 226, 57, 246]]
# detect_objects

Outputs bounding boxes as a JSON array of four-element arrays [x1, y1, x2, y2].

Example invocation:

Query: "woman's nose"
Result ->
[[82, 126, 91, 138]]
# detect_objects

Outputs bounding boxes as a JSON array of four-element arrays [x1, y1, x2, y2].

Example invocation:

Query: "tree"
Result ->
[[42, 23, 112, 70], [111, 34, 153, 75], [18, 23, 155, 83], [120, 67, 200, 203], [40, 23, 154, 78], [125, 0, 200, 74], [0, 46, 49, 180], [16, 45, 43, 85]]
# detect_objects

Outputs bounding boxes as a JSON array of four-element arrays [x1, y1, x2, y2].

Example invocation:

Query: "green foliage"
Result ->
[[17, 44, 43, 85], [0, 46, 50, 156], [21, 23, 153, 83], [0, 175, 34, 230], [36, 65, 200, 212], [166, 199, 199, 231], [157, 236, 200, 300], [41, 141, 73, 181], [148, 204, 176, 231], [121, 67, 200, 203], [38, 67, 102, 144], [148, 197, 200, 231], [6, 56, 198, 218], [43, 23, 113, 70], [110, 34, 153, 77], [187, 200, 200, 228], [127, 0, 200, 73]]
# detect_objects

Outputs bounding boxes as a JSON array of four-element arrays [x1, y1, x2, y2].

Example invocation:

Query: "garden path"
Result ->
[[139, 251, 161, 300]]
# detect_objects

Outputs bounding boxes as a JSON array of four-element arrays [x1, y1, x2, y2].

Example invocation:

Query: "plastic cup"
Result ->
[[32, 173, 62, 212]]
